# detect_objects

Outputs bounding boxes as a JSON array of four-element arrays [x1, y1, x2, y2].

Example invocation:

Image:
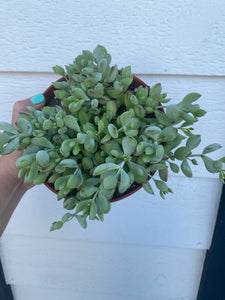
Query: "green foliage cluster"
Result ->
[[0, 45, 224, 230]]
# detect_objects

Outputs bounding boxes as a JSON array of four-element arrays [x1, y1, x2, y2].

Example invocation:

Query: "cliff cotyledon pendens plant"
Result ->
[[0, 45, 224, 230]]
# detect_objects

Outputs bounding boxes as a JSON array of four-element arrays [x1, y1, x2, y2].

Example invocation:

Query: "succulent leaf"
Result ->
[[174, 147, 191, 161], [181, 93, 201, 106], [118, 169, 130, 193], [181, 159, 192, 177], [122, 136, 137, 156], [31, 137, 54, 150], [63, 115, 81, 132], [16, 118, 33, 135], [202, 143, 222, 154], [0, 121, 18, 134], [0, 132, 10, 147], [186, 135, 201, 150], [0, 137, 20, 155], [93, 163, 120, 176], [36, 150, 50, 167]]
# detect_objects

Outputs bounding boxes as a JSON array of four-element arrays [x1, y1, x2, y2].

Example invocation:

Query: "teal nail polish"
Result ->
[[31, 94, 45, 104]]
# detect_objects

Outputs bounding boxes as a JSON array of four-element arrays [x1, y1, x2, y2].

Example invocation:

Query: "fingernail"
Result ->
[[31, 94, 45, 104]]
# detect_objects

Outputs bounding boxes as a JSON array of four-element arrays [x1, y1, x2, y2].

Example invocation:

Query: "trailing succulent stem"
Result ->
[[0, 45, 224, 230]]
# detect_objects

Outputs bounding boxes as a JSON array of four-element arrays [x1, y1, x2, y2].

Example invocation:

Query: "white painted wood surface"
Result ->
[[0, 0, 225, 299], [2, 176, 222, 250], [0, 1, 225, 75], [0, 235, 205, 300]]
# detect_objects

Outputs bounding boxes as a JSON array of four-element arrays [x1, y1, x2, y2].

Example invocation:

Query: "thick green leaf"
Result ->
[[82, 157, 93, 170], [78, 186, 98, 199], [122, 136, 137, 156], [31, 137, 54, 150], [57, 186, 71, 200], [58, 159, 78, 168], [52, 81, 69, 90], [134, 104, 145, 118], [149, 83, 162, 99], [84, 137, 95, 152], [103, 175, 117, 189], [62, 213, 74, 223], [33, 172, 50, 185], [54, 90, 70, 100], [104, 140, 122, 156], [50, 221, 63, 231], [159, 126, 177, 142], [69, 101, 84, 113], [89, 201, 98, 220], [82, 50, 94, 61], [181, 159, 193, 177], [151, 144, 164, 163], [169, 162, 179, 173], [52, 65, 65, 76], [154, 179, 169, 193], [63, 115, 81, 132], [23, 144, 41, 155], [120, 110, 133, 125], [159, 168, 168, 181], [54, 176, 69, 190], [118, 169, 130, 193], [97, 195, 111, 214], [181, 93, 201, 106], [166, 105, 180, 121], [93, 163, 120, 176], [87, 72, 102, 83], [202, 156, 223, 173], [75, 215, 87, 228], [66, 174, 79, 189], [36, 150, 49, 167], [104, 65, 118, 83], [0, 136, 20, 155], [25, 163, 39, 183], [75, 199, 91, 214], [18, 167, 27, 179], [128, 161, 148, 183], [202, 143, 222, 154], [108, 124, 118, 138], [0, 121, 18, 134], [63, 197, 79, 210], [98, 58, 108, 73], [142, 181, 154, 194], [154, 110, 172, 126], [148, 163, 167, 172], [16, 118, 33, 135], [144, 126, 161, 140], [72, 87, 87, 100], [93, 45, 108, 64], [186, 135, 201, 150], [174, 147, 191, 160], [0, 132, 10, 147], [16, 154, 36, 168]]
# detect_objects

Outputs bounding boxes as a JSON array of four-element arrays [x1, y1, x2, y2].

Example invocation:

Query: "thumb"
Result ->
[[12, 94, 46, 125]]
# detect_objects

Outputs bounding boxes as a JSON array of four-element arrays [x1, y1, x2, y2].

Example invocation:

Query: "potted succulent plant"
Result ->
[[0, 45, 224, 230]]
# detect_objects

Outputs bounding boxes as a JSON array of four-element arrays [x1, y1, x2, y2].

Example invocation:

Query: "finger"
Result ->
[[12, 94, 46, 125]]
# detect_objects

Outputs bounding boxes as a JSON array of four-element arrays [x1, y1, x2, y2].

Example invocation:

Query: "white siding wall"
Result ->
[[0, 1, 225, 299]]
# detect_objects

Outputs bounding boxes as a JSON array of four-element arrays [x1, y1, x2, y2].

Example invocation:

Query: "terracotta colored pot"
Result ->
[[43, 75, 151, 202]]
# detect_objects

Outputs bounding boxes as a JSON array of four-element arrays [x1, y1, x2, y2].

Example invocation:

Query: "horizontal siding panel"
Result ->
[[11, 285, 154, 300], [0, 1, 225, 75], [3, 176, 222, 250], [0, 235, 204, 300]]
